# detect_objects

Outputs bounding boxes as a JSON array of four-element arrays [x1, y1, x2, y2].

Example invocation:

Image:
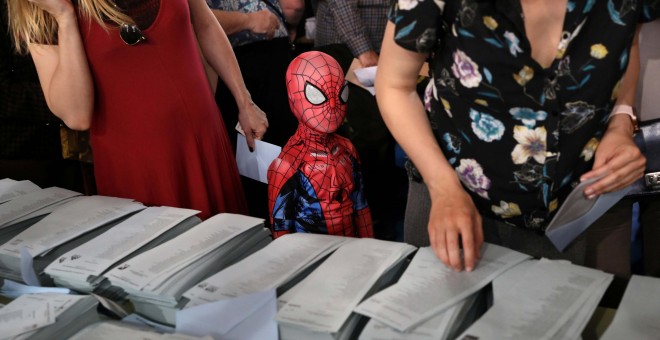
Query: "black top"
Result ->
[[389, 0, 660, 230]]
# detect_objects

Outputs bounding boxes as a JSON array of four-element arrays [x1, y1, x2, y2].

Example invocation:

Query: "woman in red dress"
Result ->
[[7, 0, 268, 219]]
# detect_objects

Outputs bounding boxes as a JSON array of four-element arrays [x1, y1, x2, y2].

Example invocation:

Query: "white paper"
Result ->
[[359, 301, 460, 340], [353, 66, 377, 95], [276, 239, 415, 333], [0, 187, 81, 228], [601, 275, 660, 339], [0, 296, 54, 339], [20, 247, 40, 286], [122, 313, 176, 333], [459, 259, 613, 340], [0, 293, 88, 340], [105, 214, 263, 291], [69, 321, 211, 340], [45, 207, 199, 279], [183, 233, 348, 307], [0, 279, 70, 299], [546, 179, 632, 251], [0, 180, 40, 204], [0, 196, 144, 261], [236, 134, 282, 184], [177, 289, 278, 340], [355, 244, 530, 332]]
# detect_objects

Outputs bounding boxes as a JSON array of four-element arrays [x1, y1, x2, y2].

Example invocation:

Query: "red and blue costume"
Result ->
[[267, 51, 373, 238]]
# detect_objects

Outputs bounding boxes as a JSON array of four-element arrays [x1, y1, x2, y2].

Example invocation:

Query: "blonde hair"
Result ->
[[6, 0, 133, 54]]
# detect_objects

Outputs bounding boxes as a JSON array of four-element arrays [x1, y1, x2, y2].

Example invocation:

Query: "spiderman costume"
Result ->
[[267, 51, 374, 238]]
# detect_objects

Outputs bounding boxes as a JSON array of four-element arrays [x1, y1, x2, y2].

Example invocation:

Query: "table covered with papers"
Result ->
[[0, 178, 657, 340]]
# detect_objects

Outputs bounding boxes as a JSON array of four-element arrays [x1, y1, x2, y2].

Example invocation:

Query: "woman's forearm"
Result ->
[[30, 8, 94, 130], [191, 1, 252, 108]]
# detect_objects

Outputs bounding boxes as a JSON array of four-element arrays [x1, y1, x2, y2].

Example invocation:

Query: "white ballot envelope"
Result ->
[[546, 178, 632, 252], [235, 134, 281, 184], [176, 289, 278, 340]]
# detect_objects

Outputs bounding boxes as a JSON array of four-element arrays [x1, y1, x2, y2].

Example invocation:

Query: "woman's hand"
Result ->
[[427, 180, 484, 272], [27, 0, 74, 21], [237, 100, 268, 149], [581, 115, 646, 198]]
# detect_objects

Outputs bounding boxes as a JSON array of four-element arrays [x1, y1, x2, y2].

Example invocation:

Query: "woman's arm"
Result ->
[[376, 22, 483, 271], [581, 25, 646, 197], [27, 0, 94, 131], [188, 0, 268, 148]]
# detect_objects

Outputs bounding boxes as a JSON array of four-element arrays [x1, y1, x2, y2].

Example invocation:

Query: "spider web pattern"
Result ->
[[286, 52, 345, 133], [267, 51, 373, 238]]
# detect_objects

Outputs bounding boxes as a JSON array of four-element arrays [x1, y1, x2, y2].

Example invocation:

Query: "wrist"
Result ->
[[609, 104, 639, 134], [55, 7, 78, 27]]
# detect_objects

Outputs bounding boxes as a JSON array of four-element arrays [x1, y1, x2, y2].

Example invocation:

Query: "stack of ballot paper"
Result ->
[[0, 196, 145, 284], [69, 321, 211, 340], [0, 179, 40, 203], [601, 275, 660, 339], [104, 213, 271, 325], [0, 187, 82, 247], [359, 291, 482, 340], [0, 293, 99, 340], [276, 238, 416, 340], [44, 207, 201, 295], [354, 244, 530, 333], [458, 258, 613, 340], [182, 233, 350, 308]]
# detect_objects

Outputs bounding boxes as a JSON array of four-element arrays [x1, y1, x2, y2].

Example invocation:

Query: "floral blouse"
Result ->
[[389, 0, 660, 230]]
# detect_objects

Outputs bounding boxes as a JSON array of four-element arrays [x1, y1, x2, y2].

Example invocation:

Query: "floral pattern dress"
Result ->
[[389, 0, 660, 230]]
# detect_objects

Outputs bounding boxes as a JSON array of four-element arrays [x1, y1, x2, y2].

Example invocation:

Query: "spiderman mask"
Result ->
[[286, 51, 349, 134]]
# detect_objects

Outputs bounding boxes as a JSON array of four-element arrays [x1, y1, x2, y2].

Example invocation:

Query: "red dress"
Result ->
[[78, 0, 247, 219]]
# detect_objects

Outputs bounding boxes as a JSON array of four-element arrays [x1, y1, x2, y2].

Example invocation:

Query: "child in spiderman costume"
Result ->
[[267, 51, 374, 238]]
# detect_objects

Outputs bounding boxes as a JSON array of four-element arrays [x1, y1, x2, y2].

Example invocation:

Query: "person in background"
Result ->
[[376, 0, 657, 276], [206, 0, 303, 222], [207, 0, 303, 147], [0, 0, 87, 192], [314, 0, 389, 69], [314, 0, 403, 241], [7, 0, 268, 219]]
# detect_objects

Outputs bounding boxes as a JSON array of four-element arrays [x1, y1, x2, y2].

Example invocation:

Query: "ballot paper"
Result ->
[[355, 243, 530, 332], [104, 213, 270, 325], [44, 206, 200, 292], [177, 289, 278, 340], [183, 233, 349, 308], [0, 293, 99, 340], [352, 66, 377, 95], [236, 134, 281, 184], [0, 196, 145, 284], [276, 238, 416, 339], [459, 258, 613, 340], [0, 279, 70, 299], [359, 291, 480, 340], [601, 275, 660, 339], [68, 321, 212, 340], [545, 178, 632, 251], [0, 187, 81, 229], [0, 179, 40, 204]]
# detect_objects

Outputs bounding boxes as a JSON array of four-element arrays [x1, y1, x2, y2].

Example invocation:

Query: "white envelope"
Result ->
[[176, 289, 278, 340], [546, 178, 632, 251], [235, 134, 282, 184]]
